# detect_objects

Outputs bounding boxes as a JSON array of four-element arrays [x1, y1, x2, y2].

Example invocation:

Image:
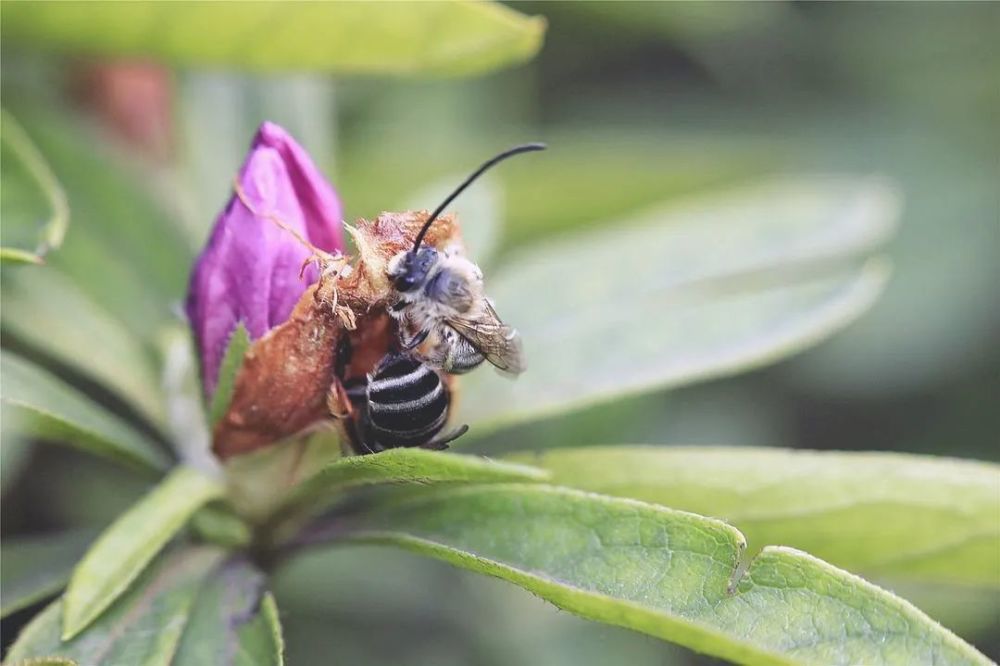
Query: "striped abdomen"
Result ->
[[366, 353, 449, 449]]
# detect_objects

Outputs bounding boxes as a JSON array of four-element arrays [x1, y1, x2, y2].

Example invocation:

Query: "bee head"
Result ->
[[390, 247, 439, 292]]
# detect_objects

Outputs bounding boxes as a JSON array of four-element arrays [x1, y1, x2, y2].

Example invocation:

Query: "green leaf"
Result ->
[[338, 128, 772, 247], [548, 3, 785, 42], [344, 484, 989, 666], [512, 447, 1000, 588], [208, 323, 251, 428], [2, 268, 167, 428], [0, 354, 169, 473], [0, 106, 194, 343], [0, 247, 46, 265], [6, 546, 224, 665], [0, 109, 68, 264], [0, 414, 33, 490], [62, 467, 224, 640], [460, 177, 899, 434], [499, 131, 776, 249], [190, 504, 252, 550], [173, 558, 284, 666], [1, 2, 545, 77], [1, 529, 98, 619], [283, 447, 549, 513]]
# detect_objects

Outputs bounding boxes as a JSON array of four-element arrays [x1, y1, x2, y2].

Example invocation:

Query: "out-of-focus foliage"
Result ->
[[61, 467, 223, 639], [0, 107, 194, 343], [6, 547, 227, 665], [460, 177, 897, 435], [0, 2, 545, 77], [0, 529, 97, 619], [172, 558, 284, 666], [0, 354, 168, 473], [0, 110, 68, 264], [3, 269, 167, 427]]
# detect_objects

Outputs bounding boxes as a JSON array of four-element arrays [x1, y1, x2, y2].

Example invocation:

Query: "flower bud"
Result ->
[[186, 122, 343, 398]]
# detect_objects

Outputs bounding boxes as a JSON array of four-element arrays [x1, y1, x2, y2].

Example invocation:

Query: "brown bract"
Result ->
[[213, 211, 461, 459]]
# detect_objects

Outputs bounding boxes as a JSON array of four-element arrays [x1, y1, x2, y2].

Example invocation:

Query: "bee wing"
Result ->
[[447, 302, 525, 376]]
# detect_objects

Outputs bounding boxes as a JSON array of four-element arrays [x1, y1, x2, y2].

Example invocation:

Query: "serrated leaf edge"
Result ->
[[343, 483, 990, 666]]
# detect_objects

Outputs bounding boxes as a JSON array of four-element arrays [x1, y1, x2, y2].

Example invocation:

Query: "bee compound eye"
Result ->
[[394, 274, 417, 292]]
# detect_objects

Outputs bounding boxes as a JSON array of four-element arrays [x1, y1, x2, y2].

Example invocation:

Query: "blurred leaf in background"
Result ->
[[1, 2, 545, 76], [0, 110, 68, 264]]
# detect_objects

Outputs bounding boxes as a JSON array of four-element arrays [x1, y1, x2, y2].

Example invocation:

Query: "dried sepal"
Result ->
[[343, 211, 460, 304], [213, 281, 342, 459]]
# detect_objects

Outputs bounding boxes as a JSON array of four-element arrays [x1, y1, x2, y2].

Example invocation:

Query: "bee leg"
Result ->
[[401, 328, 430, 351], [328, 330, 366, 419], [326, 378, 354, 419], [347, 403, 382, 456], [421, 424, 469, 451], [357, 420, 383, 455], [298, 254, 322, 280]]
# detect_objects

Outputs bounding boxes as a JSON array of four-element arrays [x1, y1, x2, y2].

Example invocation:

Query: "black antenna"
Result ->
[[411, 142, 546, 252]]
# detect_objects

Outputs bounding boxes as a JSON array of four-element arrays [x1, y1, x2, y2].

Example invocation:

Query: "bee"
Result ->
[[387, 143, 545, 376], [229, 144, 543, 455], [339, 349, 468, 454]]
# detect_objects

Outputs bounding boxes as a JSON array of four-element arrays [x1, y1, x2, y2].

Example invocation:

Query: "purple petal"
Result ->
[[186, 122, 344, 397]]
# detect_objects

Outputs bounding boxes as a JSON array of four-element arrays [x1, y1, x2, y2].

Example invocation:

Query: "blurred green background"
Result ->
[[2, 2, 998, 664]]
